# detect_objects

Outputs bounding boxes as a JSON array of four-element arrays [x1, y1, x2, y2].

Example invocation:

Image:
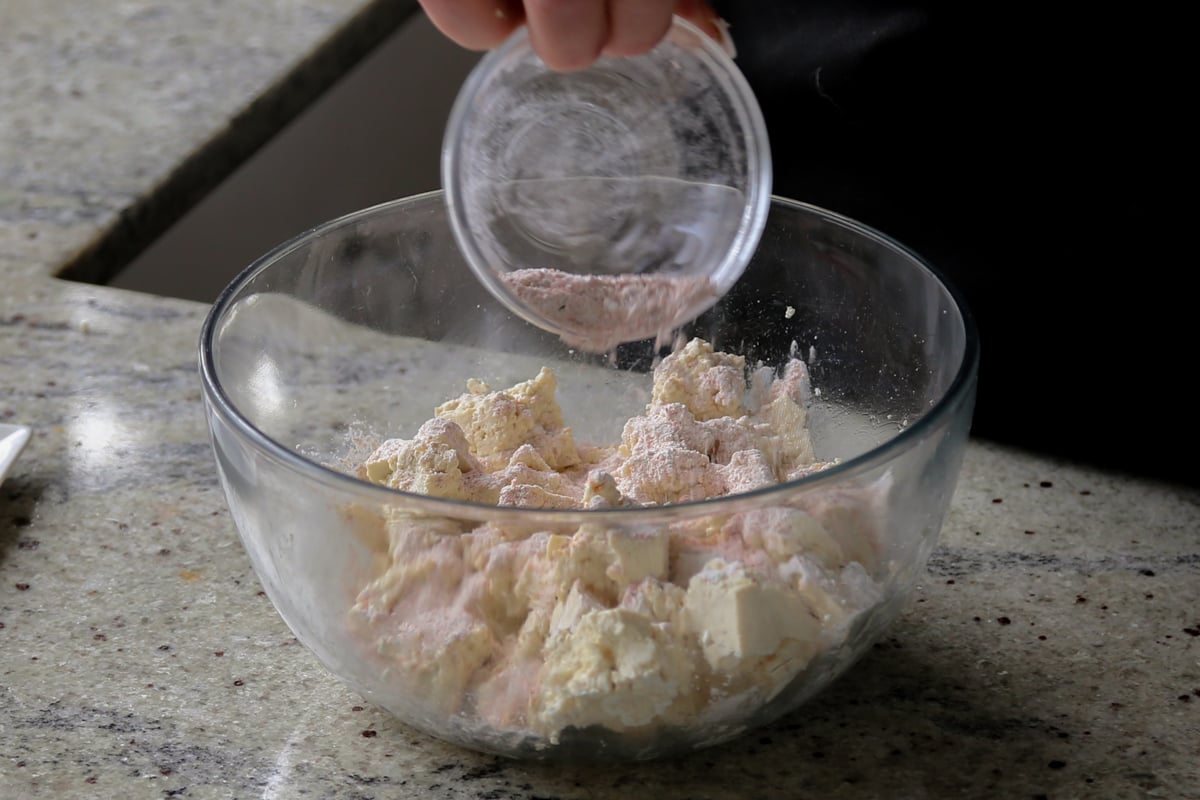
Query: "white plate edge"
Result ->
[[0, 423, 32, 485]]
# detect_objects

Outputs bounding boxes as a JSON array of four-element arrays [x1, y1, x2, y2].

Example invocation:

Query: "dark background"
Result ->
[[712, 2, 1192, 487]]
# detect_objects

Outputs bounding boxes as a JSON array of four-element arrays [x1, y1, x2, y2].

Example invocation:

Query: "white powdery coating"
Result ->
[[347, 339, 887, 743], [501, 268, 718, 353]]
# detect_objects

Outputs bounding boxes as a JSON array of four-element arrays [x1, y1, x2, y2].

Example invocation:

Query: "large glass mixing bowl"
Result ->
[[198, 192, 978, 761]]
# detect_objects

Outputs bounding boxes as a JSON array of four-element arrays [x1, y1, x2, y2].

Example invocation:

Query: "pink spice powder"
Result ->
[[501, 268, 717, 353]]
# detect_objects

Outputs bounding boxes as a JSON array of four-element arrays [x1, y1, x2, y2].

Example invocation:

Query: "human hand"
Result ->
[[418, 0, 728, 72]]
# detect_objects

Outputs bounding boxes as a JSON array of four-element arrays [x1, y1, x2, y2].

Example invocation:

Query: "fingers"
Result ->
[[603, 0, 676, 58], [419, 0, 525, 52], [420, 0, 729, 70], [523, 0, 609, 72]]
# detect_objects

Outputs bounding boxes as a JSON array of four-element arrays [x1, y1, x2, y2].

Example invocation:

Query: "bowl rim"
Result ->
[[197, 191, 980, 524]]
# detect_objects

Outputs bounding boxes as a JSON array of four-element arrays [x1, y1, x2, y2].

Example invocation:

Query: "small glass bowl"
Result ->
[[442, 16, 772, 347]]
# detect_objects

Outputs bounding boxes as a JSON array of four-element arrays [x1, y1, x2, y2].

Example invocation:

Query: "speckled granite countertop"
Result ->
[[1, 3, 1198, 799]]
